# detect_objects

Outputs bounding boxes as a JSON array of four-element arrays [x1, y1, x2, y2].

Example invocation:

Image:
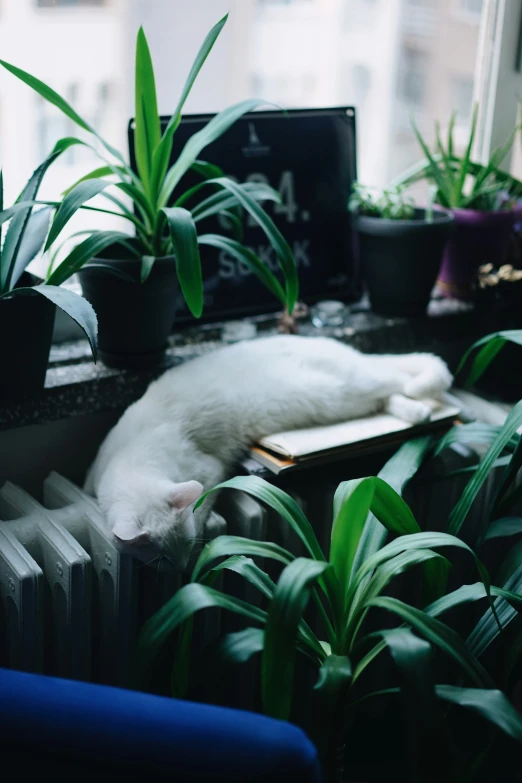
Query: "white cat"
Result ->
[[85, 335, 452, 568]]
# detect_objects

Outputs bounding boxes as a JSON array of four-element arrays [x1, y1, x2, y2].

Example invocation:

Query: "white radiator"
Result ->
[[0, 442, 505, 688], [0, 473, 267, 687]]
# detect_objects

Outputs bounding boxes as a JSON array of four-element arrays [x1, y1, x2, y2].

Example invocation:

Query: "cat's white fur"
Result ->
[[85, 335, 452, 568]]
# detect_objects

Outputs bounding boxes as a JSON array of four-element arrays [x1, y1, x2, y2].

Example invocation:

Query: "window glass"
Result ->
[[0, 0, 484, 275]]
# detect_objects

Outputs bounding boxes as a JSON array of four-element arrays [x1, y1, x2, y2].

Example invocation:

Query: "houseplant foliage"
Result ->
[[0, 15, 299, 367], [0, 146, 97, 397], [394, 107, 522, 299], [348, 183, 453, 317], [137, 433, 522, 782]]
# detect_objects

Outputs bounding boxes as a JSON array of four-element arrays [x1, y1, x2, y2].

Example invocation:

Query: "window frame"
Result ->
[[473, 0, 522, 168]]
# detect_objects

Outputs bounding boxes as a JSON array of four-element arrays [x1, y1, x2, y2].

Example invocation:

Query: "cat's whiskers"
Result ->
[[139, 554, 161, 569]]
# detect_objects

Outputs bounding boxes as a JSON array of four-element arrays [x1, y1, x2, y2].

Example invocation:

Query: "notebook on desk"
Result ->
[[246, 399, 461, 475]]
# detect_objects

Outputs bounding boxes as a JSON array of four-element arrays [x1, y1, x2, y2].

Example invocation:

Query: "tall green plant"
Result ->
[[137, 440, 522, 782], [394, 107, 522, 211], [0, 147, 97, 357], [0, 16, 299, 318]]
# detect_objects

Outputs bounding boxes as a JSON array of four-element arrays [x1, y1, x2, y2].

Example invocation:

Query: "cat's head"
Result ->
[[99, 475, 204, 570]]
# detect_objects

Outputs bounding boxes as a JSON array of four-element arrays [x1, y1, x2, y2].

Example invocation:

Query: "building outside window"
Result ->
[[397, 46, 429, 108]]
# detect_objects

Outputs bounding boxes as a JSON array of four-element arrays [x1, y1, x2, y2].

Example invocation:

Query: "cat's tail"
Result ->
[[393, 353, 453, 400]]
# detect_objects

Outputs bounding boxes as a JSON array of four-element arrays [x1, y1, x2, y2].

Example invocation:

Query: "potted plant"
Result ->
[[0, 16, 299, 369], [136, 441, 522, 782], [348, 183, 454, 317], [0, 147, 97, 399], [395, 107, 522, 300]]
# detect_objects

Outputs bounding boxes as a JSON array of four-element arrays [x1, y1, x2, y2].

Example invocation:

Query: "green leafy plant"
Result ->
[[394, 106, 522, 212], [0, 15, 299, 319], [348, 183, 415, 220], [457, 330, 522, 387], [137, 438, 522, 782], [0, 147, 97, 357]]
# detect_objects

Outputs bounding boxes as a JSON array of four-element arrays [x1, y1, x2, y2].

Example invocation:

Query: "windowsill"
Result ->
[[0, 297, 478, 433]]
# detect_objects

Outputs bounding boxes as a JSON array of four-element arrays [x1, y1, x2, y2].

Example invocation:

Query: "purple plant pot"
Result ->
[[438, 207, 522, 299]]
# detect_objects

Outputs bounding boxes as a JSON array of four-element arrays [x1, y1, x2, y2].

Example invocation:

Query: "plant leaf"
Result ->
[[455, 103, 478, 203], [467, 564, 522, 658], [410, 114, 452, 207], [135, 582, 267, 684], [45, 179, 114, 251], [434, 421, 518, 457], [351, 437, 432, 579], [206, 178, 299, 313], [447, 400, 522, 536], [61, 165, 122, 196], [312, 654, 352, 769], [262, 558, 330, 719], [425, 581, 522, 620], [0, 59, 125, 165], [191, 185, 280, 228], [351, 531, 491, 603], [150, 14, 228, 197], [0, 169, 3, 272], [379, 627, 452, 779], [1, 150, 62, 292], [9, 207, 53, 289], [191, 181, 280, 219], [212, 627, 264, 666], [491, 435, 522, 519], [198, 234, 286, 305], [140, 255, 156, 283], [8, 284, 98, 360], [436, 685, 522, 742], [191, 159, 226, 181], [456, 331, 522, 384], [484, 517, 522, 541], [46, 230, 133, 286], [346, 549, 449, 649], [331, 476, 420, 605], [368, 596, 494, 687], [191, 534, 294, 583], [161, 206, 202, 317], [195, 476, 326, 563], [134, 27, 161, 194], [159, 99, 268, 206]]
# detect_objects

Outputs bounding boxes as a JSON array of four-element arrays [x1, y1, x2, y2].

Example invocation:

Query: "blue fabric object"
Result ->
[[0, 668, 321, 781]]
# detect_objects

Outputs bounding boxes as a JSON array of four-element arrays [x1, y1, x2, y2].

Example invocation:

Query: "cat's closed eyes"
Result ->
[[85, 335, 452, 569]]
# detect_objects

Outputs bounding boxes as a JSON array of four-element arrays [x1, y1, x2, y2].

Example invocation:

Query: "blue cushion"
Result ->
[[0, 668, 321, 781]]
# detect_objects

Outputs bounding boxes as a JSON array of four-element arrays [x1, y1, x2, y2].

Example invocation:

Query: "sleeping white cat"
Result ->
[[85, 335, 452, 569]]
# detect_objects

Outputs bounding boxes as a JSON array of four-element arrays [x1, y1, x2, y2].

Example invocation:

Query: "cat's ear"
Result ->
[[112, 517, 146, 543], [167, 480, 204, 511]]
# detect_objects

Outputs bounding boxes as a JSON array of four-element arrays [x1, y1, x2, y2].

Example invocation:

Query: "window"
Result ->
[[37, 1, 105, 6], [397, 47, 429, 108], [349, 64, 372, 107], [258, 0, 313, 5], [0, 0, 499, 236], [450, 75, 474, 124], [459, 0, 483, 16]]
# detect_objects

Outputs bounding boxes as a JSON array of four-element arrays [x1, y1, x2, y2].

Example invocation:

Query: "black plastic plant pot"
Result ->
[[0, 273, 56, 400], [356, 208, 455, 317], [78, 244, 179, 369]]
